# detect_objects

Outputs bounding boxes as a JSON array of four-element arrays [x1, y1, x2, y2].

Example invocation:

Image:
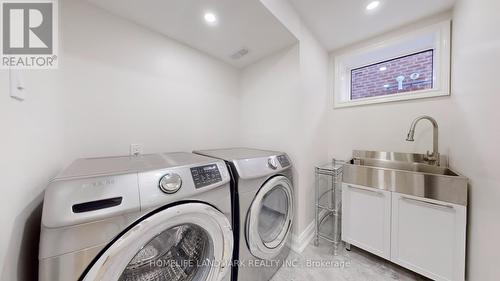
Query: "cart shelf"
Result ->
[[314, 159, 345, 254]]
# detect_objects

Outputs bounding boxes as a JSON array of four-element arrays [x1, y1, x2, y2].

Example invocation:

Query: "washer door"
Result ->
[[82, 203, 233, 281], [247, 176, 294, 260]]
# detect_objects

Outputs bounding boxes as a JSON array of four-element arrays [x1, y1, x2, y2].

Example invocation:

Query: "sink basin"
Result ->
[[354, 158, 459, 176], [342, 150, 468, 206]]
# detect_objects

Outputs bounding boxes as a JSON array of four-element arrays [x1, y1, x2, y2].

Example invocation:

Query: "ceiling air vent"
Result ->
[[230, 48, 249, 60]]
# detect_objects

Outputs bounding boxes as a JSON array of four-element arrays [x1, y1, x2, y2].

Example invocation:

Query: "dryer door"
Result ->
[[247, 176, 294, 260], [81, 203, 233, 281]]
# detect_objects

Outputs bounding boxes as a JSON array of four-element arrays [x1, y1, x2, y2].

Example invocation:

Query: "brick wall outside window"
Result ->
[[351, 49, 434, 100]]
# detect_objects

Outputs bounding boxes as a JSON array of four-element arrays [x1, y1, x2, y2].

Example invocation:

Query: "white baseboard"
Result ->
[[290, 220, 315, 253]]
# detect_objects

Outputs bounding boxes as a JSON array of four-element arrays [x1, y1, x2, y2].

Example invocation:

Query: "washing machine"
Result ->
[[39, 152, 234, 281], [193, 148, 294, 281]]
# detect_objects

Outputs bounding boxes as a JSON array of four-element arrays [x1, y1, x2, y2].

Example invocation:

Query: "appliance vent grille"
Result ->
[[230, 48, 249, 60]]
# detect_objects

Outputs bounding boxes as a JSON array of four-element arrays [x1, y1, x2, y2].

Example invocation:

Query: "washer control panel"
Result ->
[[190, 164, 222, 189], [277, 154, 290, 167]]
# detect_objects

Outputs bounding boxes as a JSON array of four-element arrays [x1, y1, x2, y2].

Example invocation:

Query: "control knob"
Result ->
[[267, 157, 278, 170], [159, 173, 182, 194]]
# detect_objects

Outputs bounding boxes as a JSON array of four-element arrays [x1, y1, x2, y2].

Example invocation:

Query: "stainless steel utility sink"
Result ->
[[342, 150, 468, 206], [355, 158, 459, 176]]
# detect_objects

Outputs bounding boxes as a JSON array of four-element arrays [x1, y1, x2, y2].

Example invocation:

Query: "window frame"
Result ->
[[332, 20, 451, 108]]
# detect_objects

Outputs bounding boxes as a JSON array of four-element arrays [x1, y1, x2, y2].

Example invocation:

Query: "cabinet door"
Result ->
[[341, 183, 391, 259], [391, 192, 466, 281]]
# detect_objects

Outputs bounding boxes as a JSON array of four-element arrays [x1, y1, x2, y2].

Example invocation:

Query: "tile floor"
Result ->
[[271, 240, 429, 281]]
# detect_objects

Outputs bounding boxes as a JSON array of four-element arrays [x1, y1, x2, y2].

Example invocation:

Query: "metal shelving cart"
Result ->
[[314, 159, 345, 254]]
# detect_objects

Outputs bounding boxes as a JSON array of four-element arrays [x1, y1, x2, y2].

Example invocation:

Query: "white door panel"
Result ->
[[341, 183, 391, 259], [391, 192, 466, 281]]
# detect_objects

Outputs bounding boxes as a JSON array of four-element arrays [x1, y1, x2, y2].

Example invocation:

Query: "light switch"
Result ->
[[10, 69, 26, 101]]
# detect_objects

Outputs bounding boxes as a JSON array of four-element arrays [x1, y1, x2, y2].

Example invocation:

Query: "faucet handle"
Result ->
[[425, 151, 440, 165]]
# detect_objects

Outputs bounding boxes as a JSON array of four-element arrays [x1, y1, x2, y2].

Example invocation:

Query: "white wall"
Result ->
[[239, 43, 329, 238], [326, 3, 500, 280], [295, 29, 330, 235], [0, 70, 67, 281], [451, 0, 500, 279], [60, 0, 241, 158], [240, 41, 330, 237], [2, 0, 498, 280], [327, 12, 454, 161], [256, 0, 330, 237], [239, 45, 305, 233], [239, 45, 301, 156], [0, 0, 240, 279]]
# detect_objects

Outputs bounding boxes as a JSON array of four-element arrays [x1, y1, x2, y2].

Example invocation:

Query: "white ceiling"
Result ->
[[86, 0, 298, 68], [289, 0, 456, 50]]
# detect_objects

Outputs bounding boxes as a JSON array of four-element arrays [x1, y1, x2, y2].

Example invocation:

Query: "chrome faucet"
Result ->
[[406, 116, 440, 166]]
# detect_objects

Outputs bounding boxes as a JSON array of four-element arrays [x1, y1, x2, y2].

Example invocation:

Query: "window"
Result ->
[[351, 50, 434, 100], [333, 20, 451, 108]]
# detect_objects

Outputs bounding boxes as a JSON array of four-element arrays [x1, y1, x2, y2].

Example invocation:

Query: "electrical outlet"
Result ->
[[130, 144, 143, 156]]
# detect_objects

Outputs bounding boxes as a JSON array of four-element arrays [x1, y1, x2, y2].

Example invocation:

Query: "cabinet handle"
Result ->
[[401, 196, 454, 209], [347, 185, 383, 195]]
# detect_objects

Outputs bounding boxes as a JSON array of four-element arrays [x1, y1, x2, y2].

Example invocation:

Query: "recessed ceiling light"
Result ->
[[204, 12, 217, 25], [379, 66, 387, 71], [366, 1, 380, 11]]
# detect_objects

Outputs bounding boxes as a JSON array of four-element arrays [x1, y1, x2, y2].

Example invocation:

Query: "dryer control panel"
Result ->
[[277, 154, 291, 167], [191, 164, 223, 189]]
